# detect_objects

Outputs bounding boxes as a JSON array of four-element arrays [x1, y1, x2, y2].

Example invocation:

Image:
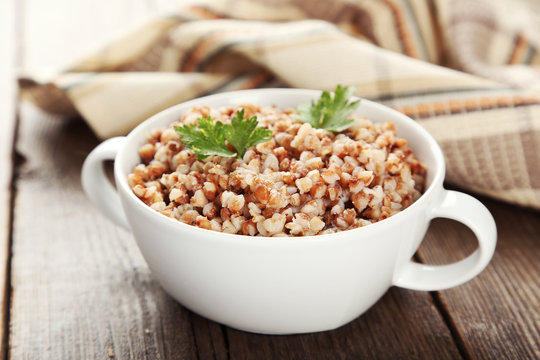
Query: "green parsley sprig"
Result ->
[[174, 117, 236, 159], [174, 109, 272, 160], [225, 109, 273, 158], [294, 84, 361, 132]]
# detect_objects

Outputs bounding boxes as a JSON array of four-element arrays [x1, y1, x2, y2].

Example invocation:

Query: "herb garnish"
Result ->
[[294, 84, 361, 132], [174, 117, 236, 159], [174, 109, 272, 160], [224, 109, 273, 158]]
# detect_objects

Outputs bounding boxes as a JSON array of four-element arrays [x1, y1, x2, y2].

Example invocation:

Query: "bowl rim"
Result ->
[[114, 88, 445, 242]]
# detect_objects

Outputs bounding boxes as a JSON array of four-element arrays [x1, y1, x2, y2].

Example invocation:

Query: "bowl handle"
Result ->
[[393, 190, 497, 291], [81, 137, 130, 230]]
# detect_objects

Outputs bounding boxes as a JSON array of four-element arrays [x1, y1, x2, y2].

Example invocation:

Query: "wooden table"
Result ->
[[1, 1, 539, 359]]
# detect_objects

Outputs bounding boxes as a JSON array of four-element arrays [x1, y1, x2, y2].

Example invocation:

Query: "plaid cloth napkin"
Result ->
[[19, 0, 540, 209]]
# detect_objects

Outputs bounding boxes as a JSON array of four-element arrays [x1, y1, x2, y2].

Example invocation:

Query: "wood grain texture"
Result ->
[[0, 0, 17, 356], [418, 197, 540, 359], [8, 105, 199, 359], [225, 287, 462, 360]]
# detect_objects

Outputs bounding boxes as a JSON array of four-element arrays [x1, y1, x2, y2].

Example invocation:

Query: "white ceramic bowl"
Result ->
[[82, 89, 496, 334]]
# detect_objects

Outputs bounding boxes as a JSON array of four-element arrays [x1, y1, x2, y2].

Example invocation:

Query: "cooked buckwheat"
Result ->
[[129, 104, 426, 236]]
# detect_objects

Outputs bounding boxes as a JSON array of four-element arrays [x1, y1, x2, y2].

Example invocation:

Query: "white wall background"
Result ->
[[19, 0, 190, 76]]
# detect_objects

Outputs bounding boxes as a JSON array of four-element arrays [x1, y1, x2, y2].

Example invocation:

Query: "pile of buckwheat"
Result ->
[[128, 104, 426, 236]]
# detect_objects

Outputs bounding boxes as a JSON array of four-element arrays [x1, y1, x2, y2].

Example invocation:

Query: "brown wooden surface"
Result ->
[[7, 107, 200, 359], [418, 201, 540, 359], [223, 286, 461, 360]]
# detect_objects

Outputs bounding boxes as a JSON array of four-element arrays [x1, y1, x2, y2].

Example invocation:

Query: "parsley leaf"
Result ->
[[174, 110, 272, 160], [294, 84, 361, 132], [224, 109, 273, 159], [174, 117, 236, 159]]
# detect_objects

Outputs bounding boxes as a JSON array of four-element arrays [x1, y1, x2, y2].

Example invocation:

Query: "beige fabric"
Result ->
[[19, 0, 540, 209]]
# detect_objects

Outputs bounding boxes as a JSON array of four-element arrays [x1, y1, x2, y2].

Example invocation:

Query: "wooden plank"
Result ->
[[418, 196, 540, 359], [7, 106, 199, 359], [223, 287, 462, 359], [189, 314, 229, 360], [0, 0, 17, 356]]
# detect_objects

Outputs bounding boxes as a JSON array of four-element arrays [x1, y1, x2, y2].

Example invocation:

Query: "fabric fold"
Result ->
[[18, 0, 540, 209]]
